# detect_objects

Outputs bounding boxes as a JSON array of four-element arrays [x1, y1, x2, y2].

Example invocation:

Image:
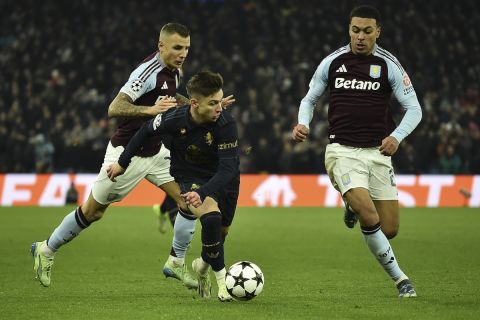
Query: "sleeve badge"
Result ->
[[131, 79, 145, 92]]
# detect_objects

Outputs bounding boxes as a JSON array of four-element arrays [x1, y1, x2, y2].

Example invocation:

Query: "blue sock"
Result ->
[[170, 209, 196, 258], [200, 211, 224, 272], [47, 207, 90, 251], [362, 223, 406, 281]]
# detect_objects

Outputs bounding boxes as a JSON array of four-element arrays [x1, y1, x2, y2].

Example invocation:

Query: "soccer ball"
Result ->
[[225, 261, 264, 301]]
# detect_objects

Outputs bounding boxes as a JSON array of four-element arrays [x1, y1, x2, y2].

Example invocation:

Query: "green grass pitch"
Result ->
[[0, 206, 479, 319]]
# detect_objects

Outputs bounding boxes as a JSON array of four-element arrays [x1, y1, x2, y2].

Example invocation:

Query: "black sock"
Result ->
[[200, 211, 224, 272]]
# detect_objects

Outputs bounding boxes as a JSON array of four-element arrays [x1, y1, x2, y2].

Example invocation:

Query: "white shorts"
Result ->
[[92, 141, 174, 205], [324, 143, 398, 200]]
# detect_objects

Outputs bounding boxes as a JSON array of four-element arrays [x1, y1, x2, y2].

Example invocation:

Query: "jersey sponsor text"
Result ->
[[334, 77, 381, 91]]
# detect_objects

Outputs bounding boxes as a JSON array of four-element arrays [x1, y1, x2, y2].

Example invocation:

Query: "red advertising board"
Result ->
[[0, 174, 478, 207]]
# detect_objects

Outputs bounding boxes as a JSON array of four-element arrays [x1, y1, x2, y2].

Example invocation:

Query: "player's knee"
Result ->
[[81, 194, 109, 223]]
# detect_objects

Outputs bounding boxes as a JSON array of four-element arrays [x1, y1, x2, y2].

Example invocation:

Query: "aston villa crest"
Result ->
[[369, 65, 381, 78]]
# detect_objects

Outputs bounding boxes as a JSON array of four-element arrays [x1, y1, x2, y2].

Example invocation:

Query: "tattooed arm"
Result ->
[[108, 93, 176, 118]]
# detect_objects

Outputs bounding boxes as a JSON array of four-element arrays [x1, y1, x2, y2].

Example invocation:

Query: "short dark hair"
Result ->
[[187, 71, 223, 98], [350, 5, 381, 26], [160, 22, 190, 38]]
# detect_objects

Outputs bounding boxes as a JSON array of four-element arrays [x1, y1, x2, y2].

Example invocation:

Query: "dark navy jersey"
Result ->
[[119, 105, 240, 200], [299, 44, 421, 147], [110, 51, 180, 157]]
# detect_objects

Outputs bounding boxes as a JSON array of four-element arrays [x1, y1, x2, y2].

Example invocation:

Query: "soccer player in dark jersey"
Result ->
[[107, 71, 239, 302], [293, 5, 422, 298], [30, 23, 201, 289]]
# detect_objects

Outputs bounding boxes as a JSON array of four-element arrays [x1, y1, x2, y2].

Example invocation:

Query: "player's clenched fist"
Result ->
[[379, 136, 400, 156], [292, 124, 310, 142], [106, 162, 126, 182]]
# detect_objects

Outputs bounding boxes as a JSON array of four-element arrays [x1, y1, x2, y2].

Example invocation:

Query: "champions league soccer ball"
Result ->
[[225, 261, 264, 301]]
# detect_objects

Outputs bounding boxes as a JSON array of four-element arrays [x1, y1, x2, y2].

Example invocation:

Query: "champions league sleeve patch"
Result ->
[[130, 79, 145, 92]]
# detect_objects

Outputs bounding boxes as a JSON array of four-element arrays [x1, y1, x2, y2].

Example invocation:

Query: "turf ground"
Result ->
[[0, 207, 479, 319]]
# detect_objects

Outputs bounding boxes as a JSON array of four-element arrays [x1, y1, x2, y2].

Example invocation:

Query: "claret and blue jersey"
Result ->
[[111, 51, 180, 157], [299, 44, 422, 147]]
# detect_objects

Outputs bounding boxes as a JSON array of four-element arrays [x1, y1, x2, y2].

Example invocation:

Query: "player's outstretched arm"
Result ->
[[152, 96, 178, 115], [292, 124, 310, 142], [108, 93, 177, 118]]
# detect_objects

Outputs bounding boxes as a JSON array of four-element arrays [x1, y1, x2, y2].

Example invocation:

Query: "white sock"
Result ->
[[171, 211, 196, 258], [362, 224, 406, 282], [47, 207, 90, 251], [214, 268, 226, 284]]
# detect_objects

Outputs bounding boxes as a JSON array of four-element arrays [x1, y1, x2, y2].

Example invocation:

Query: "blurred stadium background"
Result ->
[[1, 0, 479, 175]]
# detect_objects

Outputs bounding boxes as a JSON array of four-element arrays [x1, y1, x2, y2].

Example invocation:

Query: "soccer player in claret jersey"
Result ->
[[31, 23, 202, 288], [293, 5, 422, 297], [107, 71, 240, 302]]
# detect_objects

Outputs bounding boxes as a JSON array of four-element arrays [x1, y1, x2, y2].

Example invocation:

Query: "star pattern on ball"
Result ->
[[234, 273, 247, 288], [254, 271, 264, 286], [226, 261, 264, 301], [244, 291, 256, 300]]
